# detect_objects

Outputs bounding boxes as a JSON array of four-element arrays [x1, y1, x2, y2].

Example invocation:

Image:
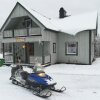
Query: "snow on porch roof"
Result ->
[[19, 2, 98, 35]]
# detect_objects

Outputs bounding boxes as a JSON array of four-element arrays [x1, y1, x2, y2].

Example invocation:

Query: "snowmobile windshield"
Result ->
[[33, 64, 44, 74], [37, 66, 43, 71]]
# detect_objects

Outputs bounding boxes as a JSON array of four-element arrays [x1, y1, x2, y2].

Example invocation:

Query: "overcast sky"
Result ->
[[0, 0, 100, 33]]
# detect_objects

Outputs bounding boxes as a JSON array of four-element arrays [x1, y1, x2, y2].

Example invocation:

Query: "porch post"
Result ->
[[42, 41, 45, 65], [12, 43, 15, 63], [25, 43, 28, 63], [89, 30, 92, 65], [2, 43, 4, 58]]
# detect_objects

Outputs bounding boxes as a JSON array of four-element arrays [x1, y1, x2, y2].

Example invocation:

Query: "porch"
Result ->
[[3, 41, 51, 65]]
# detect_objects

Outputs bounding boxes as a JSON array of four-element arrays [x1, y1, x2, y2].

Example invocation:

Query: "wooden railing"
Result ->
[[3, 30, 13, 38], [14, 28, 27, 37], [4, 53, 13, 63], [29, 27, 41, 36], [3, 27, 41, 38]]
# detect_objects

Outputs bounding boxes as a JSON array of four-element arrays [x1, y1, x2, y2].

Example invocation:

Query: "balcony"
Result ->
[[14, 28, 27, 37], [3, 27, 41, 38], [29, 27, 41, 36], [3, 30, 13, 38]]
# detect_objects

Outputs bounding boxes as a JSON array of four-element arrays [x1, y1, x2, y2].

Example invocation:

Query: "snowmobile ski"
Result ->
[[50, 86, 66, 92], [32, 89, 52, 98]]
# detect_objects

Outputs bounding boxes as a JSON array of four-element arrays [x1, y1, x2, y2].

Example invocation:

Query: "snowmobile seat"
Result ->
[[11, 65, 23, 77], [21, 71, 29, 80]]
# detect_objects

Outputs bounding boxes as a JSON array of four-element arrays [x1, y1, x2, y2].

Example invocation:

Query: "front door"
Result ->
[[25, 43, 34, 63], [14, 43, 26, 63]]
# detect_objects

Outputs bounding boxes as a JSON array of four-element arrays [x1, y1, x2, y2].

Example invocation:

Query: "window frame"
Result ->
[[65, 42, 78, 55], [24, 19, 32, 28], [53, 43, 56, 53]]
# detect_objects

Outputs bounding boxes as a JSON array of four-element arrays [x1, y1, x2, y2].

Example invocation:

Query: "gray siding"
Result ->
[[11, 4, 27, 18], [91, 30, 96, 62], [95, 36, 100, 57], [42, 30, 58, 64], [57, 31, 90, 64]]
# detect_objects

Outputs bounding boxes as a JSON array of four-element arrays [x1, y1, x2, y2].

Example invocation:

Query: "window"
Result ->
[[53, 43, 56, 53], [65, 42, 78, 55], [24, 18, 32, 28], [4, 43, 13, 63]]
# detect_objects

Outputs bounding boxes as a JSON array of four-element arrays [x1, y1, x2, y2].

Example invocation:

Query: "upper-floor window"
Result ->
[[24, 18, 32, 28]]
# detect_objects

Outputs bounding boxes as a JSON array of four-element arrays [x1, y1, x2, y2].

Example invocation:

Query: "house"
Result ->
[[0, 2, 98, 65], [95, 36, 100, 57]]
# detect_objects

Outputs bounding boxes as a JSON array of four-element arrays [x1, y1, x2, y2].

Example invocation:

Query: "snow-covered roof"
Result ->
[[21, 2, 97, 35], [51, 11, 98, 35], [3, 2, 98, 35]]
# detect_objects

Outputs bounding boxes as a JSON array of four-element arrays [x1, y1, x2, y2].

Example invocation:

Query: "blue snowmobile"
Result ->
[[10, 64, 66, 98]]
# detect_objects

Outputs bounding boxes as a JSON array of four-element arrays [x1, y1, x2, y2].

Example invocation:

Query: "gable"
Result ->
[[11, 3, 44, 28], [11, 4, 27, 18], [1, 2, 45, 32]]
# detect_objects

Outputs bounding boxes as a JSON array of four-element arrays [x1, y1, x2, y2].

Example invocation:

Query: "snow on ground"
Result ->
[[1, 58, 100, 100]]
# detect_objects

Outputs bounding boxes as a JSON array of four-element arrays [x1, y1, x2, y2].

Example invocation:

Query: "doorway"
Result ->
[[14, 43, 26, 63]]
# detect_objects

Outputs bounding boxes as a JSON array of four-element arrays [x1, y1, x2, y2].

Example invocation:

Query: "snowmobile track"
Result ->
[[12, 79, 52, 98]]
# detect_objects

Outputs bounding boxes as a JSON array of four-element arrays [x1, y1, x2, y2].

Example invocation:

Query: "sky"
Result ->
[[0, 0, 100, 33]]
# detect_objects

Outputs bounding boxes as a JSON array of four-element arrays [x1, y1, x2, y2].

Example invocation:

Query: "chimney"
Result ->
[[59, 7, 67, 18]]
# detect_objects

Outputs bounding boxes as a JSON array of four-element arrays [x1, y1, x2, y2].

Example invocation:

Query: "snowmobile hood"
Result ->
[[28, 73, 53, 86]]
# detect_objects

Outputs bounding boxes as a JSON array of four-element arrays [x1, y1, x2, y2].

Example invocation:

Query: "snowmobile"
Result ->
[[9, 64, 66, 98]]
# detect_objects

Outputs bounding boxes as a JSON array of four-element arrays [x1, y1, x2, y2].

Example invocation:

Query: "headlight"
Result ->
[[38, 72, 45, 77]]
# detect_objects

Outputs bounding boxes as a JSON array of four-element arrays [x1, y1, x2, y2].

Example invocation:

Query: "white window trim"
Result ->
[[65, 42, 78, 55]]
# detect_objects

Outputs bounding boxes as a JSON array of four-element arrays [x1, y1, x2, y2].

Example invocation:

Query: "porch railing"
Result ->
[[30, 56, 42, 64], [45, 55, 51, 64], [4, 54, 13, 63], [29, 55, 51, 64]]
